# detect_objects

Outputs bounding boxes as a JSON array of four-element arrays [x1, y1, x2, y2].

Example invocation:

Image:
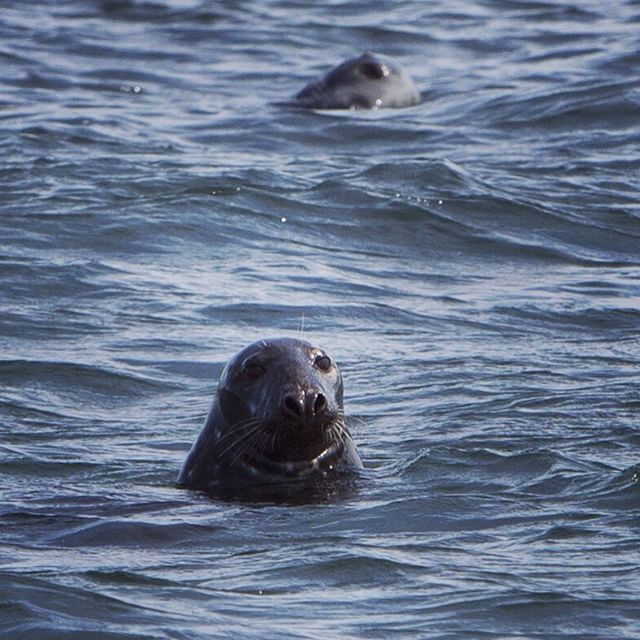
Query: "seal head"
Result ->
[[178, 338, 362, 499], [291, 52, 420, 110]]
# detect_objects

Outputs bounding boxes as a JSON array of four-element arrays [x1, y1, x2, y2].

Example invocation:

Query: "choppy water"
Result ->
[[1, 1, 640, 638]]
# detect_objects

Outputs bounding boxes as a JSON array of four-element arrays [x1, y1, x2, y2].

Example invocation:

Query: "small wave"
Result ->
[[0, 359, 172, 410], [49, 518, 218, 547]]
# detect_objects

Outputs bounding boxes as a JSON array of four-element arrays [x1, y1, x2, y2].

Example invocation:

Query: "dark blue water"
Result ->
[[1, 1, 639, 638]]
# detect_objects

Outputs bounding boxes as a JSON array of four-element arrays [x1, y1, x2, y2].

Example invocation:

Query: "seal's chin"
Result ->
[[241, 441, 344, 480]]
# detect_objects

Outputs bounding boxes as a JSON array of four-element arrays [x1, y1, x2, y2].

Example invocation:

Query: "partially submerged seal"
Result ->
[[290, 51, 420, 110], [178, 338, 362, 499]]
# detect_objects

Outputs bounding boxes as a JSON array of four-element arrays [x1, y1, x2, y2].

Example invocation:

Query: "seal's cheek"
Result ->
[[218, 388, 252, 425]]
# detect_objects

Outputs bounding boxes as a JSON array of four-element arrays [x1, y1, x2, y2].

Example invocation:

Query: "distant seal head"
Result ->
[[178, 338, 362, 499], [291, 51, 420, 110]]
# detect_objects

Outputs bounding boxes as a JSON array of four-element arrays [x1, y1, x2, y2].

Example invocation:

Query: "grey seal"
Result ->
[[291, 51, 420, 110], [178, 337, 362, 499]]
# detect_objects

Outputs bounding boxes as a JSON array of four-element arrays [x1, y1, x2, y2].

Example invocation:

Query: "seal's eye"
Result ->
[[314, 354, 332, 372], [360, 61, 387, 80], [242, 360, 265, 380]]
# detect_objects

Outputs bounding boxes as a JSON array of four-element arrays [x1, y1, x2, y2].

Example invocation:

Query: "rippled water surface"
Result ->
[[2, 1, 640, 638]]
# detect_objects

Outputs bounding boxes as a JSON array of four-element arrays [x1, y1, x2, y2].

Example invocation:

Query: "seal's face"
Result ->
[[293, 52, 420, 110], [216, 338, 348, 476], [178, 337, 362, 497]]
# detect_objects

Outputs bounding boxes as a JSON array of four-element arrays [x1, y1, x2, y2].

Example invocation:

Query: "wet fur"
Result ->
[[178, 338, 362, 496], [291, 52, 420, 110]]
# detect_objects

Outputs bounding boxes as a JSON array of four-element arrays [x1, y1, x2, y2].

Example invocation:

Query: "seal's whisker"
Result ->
[[232, 424, 284, 469], [331, 419, 354, 447], [334, 409, 360, 437], [267, 429, 278, 453], [228, 424, 269, 468], [214, 415, 266, 444], [346, 414, 365, 429], [217, 419, 265, 462]]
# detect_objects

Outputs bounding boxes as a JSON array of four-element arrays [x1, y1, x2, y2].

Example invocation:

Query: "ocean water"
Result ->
[[1, 0, 639, 638]]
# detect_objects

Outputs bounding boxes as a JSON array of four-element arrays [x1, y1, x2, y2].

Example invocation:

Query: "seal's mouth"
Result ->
[[253, 411, 341, 461], [241, 441, 344, 480]]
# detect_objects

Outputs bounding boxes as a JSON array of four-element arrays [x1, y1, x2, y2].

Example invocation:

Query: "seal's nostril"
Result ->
[[313, 392, 327, 415], [285, 390, 327, 420], [283, 393, 303, 418]]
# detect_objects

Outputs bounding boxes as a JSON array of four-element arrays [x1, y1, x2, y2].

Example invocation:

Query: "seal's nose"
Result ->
[[282, 389, 327, 420]]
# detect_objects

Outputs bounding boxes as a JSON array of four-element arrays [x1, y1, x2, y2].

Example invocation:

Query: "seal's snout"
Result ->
[[282, 388, 328, 422]]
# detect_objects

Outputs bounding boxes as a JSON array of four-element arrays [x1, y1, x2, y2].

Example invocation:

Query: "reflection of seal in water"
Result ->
[[291, 51, 420, 110], [178, 338, 362, 497]]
